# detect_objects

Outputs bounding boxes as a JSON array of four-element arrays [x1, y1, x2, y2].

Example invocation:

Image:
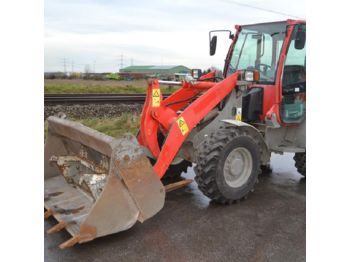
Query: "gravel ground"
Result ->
[[44, 104, 143, 119]]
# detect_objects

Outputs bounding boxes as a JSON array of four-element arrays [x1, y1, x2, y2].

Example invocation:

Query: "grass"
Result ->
[[44, 79, 178, 94], [79, 114, 140, 137], [45, 113, 141, 141]]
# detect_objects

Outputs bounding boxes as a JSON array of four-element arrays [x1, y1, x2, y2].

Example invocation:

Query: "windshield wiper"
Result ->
[[270, 31, 285, 37]]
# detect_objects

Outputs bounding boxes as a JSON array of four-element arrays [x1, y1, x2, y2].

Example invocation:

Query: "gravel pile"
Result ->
[[44, 104, 143, 119]]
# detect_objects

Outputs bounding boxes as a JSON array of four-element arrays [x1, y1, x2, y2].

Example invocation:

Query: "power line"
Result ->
[[224, 0, 305, 19]]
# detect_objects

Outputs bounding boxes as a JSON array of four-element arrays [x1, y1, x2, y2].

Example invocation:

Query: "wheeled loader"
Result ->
[[44, 19, 306, 248]]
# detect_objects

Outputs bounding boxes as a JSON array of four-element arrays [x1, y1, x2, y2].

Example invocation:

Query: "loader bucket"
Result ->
[[44, 116, 165, 249]]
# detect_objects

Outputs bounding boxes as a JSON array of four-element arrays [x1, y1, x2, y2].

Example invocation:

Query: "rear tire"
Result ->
[[194, 124, 261, 204], [294, 152, 306, 177]]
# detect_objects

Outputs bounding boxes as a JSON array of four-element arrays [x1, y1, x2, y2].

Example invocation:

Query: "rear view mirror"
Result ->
[[294, 28, 306, 50], [208, 30, 233, 56], [210, 36, 217, 56]]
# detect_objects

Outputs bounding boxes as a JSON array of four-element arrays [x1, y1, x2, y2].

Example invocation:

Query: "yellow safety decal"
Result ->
[[235, 107, 242, 121], [176, 116, 189, 136], [152, 88, 161, 107]]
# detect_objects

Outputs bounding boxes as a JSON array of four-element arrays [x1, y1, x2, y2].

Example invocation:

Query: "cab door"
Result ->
[[281, 24, 306, 124]]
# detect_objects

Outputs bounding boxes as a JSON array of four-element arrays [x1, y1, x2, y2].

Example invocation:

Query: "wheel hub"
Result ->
[[223, 147, 253, 188], [231, 158, 244, 174]]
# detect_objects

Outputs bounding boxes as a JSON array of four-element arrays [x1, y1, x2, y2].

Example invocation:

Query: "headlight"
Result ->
[[240, 70, 260, 82], [191, 69, 202, 80]]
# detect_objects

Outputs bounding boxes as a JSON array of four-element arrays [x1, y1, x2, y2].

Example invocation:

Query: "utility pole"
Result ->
[[71, 60, 74, 73], [93, 60, 96, 73], [62, 57, 67, 74], [119, 54, 124, 70]]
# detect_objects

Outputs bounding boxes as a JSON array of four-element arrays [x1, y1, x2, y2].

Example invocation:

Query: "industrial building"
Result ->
[[119, 65, 190, 80]]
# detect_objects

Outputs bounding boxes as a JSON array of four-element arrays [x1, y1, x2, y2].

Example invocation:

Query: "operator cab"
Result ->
[[221, 20, 306, 125]]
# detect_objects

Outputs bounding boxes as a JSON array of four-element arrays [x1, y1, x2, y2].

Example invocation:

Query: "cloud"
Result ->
[[45, 0, 305, 72]]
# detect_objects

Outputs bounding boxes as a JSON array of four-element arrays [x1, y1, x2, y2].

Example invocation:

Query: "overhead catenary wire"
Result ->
[[223, 0, 305, 20]]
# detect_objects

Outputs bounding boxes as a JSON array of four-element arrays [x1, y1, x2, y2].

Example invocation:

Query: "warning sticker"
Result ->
[[176, 116, 189, 136], [152, 88, 161, 107], [235, 107, 242, 121]]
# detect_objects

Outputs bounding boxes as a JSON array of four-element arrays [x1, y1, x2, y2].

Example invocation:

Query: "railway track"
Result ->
[[45, 93, 170, 105]]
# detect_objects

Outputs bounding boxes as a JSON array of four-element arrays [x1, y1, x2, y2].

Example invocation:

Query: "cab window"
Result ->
[[281, 24, 306, 124]]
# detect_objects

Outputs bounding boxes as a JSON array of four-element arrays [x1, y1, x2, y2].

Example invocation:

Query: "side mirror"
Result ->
[[294, 28, 306, 50], [210, 36, 217, 56], [209, 30, 233, 56]]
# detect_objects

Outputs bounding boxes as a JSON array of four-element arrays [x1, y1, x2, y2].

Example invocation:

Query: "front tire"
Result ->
[[194, 124, 261, 204], [146, 131, 192, 184], [148, 157, 192, 185], [161, 160, 192, 184]]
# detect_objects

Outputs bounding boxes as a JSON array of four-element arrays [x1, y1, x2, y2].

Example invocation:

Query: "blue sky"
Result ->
[[45, 0, 305, 72]]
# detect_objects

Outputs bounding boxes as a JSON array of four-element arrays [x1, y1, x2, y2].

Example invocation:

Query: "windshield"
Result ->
[[227, 21, 287, 83]]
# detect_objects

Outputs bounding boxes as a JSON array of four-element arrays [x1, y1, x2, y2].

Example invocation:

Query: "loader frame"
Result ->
[[138, 73, 240, 178]]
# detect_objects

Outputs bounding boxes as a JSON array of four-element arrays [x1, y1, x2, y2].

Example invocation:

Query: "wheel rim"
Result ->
[[223, 147, 253, 188]]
